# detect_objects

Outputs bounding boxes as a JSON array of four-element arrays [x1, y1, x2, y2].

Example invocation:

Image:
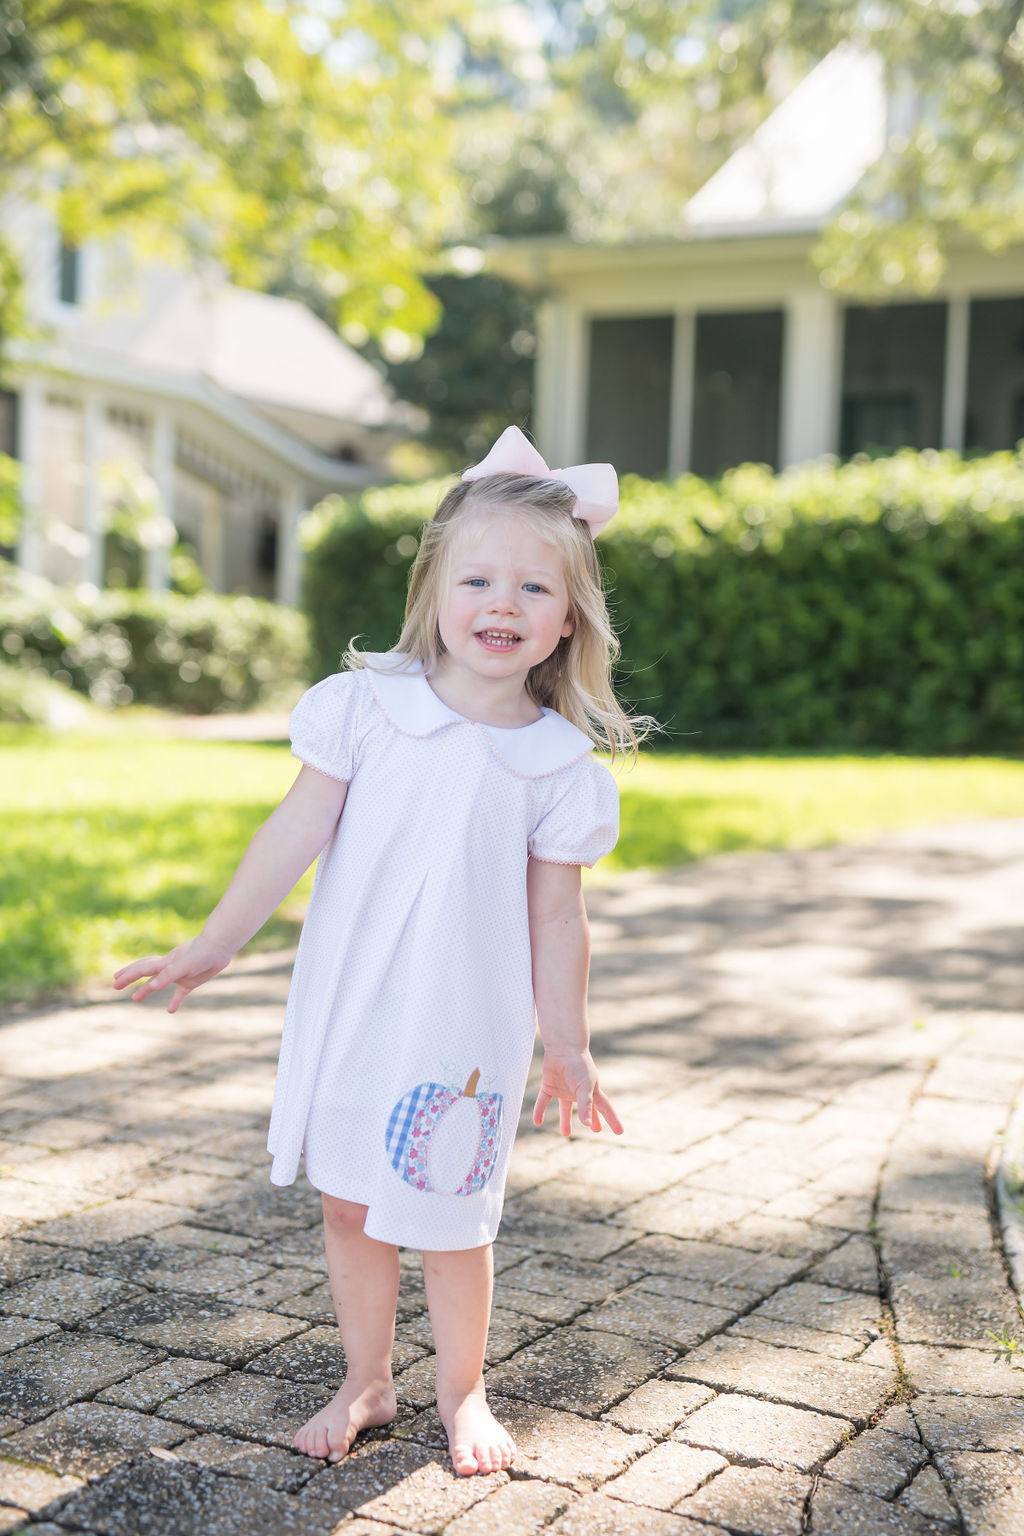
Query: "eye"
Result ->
[[523, 583, 546, 594], [464, 578, 487, 587]]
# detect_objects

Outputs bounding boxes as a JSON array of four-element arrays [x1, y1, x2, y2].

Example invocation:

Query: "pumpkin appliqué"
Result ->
[[385, 1068, 503, 1195]]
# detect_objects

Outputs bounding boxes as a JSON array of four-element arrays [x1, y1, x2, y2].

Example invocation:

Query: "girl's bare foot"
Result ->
[[437, 1385, 515, 1476], [293, 1377, 397, 1462]]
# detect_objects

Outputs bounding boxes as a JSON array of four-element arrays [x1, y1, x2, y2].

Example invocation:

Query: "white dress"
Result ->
[[267, 651, 619, 1250]]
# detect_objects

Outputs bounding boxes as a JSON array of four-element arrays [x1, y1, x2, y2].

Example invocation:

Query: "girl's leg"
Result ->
[[422, 1242, 515, 1476], [293, 1194, 400, 1462]]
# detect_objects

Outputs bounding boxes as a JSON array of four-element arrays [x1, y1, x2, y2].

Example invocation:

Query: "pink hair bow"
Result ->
[[461, 425, 618, 538]]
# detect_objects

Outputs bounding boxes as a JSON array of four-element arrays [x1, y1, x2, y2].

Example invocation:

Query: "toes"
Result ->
[[293, 1425, 315, 1457], [326, 1432, 352, 1464], [452, 1443, 479, 1476]]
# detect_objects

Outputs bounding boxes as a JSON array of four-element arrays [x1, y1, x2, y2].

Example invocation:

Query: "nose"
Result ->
[[487, 584, 520, 614]]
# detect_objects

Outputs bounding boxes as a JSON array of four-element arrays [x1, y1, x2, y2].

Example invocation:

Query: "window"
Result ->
[[840, 395, 916, 457], [691, 310, 783, 479], [0, 391, 17, 457], [840, 303, 946, 455], [58, 243, 80, 306], [586, 316, 673, 478], [965, 297, 1024, 453]]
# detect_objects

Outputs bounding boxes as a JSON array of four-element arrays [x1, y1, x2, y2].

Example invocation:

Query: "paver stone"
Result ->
[[0, 1333, 162, 1422], [812, 1477, 952, 1535], [400, 1395, 648, 1490], [821, 1423, 928, 1497], [159, 1369, 328, 1447], [934, 1450, 1024, 1536], [172, 1431, 319, 1491], [604, 1440, 727, 1509], [486, 1325, 671, 1414], [897, 1465, 960, 1523], [299, 1440, 497, 1532], [604, 1379, 715, 1436], [677, 1464, 809, 1535], [675, 1392, 851, 1470], [85, 1291, 305, 1367], [548, 1491, 728, 1535], [96, 1356, 227, 1411], [670, 1335, 894, 1423], [912, 1392, 1024, 1451], [0, 1457, 83, 1513], [53, 1456, 339, 1536]]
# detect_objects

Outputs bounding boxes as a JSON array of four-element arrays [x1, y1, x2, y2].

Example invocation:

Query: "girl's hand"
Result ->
[[532, 1048, 624, 1137], [113, 936, 234, 1014]]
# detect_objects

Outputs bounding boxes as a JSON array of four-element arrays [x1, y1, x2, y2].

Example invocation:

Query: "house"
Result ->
[[485, 46, 1024, 479], [1, 202, 420, 601]]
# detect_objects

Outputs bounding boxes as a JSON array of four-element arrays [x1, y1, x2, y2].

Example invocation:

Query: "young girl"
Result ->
[[113, 426, 649, 1479]]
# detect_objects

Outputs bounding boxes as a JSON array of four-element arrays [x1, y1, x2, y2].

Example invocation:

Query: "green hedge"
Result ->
[[0, 563, 309, 714], [302, 449, 1024, 753]]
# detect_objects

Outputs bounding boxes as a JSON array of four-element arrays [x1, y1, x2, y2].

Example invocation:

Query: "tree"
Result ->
[[493, 0, 1024, 297], [0, 0, 472, 343]]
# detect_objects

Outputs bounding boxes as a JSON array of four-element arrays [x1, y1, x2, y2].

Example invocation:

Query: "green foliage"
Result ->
[[0, 562, 308, 712], [3, 728, 1023, 1004], [0, 733, 308, 1003], [302, 448, 1024, 753], [0, 660, 92, 728], [458, 2, 1024, 294], [0, 453, 20, 549], [372, 271, 536, 465], [302, 478, 445, 675], [0, 0, 469, 343]]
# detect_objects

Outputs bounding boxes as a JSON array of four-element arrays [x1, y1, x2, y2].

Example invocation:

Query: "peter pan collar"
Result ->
[[362, 651, 596, 778]]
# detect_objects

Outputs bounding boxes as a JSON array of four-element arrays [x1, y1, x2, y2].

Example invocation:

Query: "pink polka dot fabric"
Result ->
[[267, 651, 619, 1251]]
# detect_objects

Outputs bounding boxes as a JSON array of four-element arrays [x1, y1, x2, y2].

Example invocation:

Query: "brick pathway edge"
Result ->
[[996, 1094, 1024, 1300]]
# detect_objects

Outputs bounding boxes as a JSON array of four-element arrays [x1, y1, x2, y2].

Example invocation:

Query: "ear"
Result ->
[[561, 610, 575, 639]]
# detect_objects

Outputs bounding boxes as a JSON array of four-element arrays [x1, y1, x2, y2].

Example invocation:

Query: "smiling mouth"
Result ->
[[476, 630, 522, 649]]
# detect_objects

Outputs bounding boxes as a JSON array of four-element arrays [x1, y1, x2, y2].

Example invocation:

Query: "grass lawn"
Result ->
[[2, 725, 1023, 1007]]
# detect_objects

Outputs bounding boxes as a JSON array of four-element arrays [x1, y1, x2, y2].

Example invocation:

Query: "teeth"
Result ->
[[480, 632, 519, 645]]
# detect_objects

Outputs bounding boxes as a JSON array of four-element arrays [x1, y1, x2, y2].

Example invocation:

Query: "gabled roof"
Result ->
[[482, 44, 889, 283], [62, 265, 405, 430], [134, 280, 399, 427], [683, 45, 886, 234]]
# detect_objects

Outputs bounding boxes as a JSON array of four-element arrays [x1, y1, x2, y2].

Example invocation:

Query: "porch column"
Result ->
[[941, 295, 969, 453], [147, 408, 174, 591], [80, 390, 105, 588], [199, 490, 225, 592], [15, 375, 45, 574], [668, 310, 696, 475], [533, 299, 561, 465], [276, 483, 305, 606], [534, 298, 586, 467], [780, 289, 842, 467]]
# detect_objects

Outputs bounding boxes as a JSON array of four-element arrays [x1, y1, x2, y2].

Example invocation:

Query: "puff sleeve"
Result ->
[[289, 670, 366, 783], [528, 757, 619, 869]]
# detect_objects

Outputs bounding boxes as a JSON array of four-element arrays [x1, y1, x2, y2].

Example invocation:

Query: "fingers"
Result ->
[[576, 1091, 596, 1132], [595, 1088, 624, 1136], [167, 983, 190, 1014], [558, 1096, 573, 1137], [130, 965, 178, 1002], [532, 1089, 551, 1128], [112, 956, 167, 990]]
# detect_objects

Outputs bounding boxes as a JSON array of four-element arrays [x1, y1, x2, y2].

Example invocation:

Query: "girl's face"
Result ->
[[438, 509, 575, 679]]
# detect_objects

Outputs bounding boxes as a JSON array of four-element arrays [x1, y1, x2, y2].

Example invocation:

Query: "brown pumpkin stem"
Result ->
[[463, 1068, 481, 1099]]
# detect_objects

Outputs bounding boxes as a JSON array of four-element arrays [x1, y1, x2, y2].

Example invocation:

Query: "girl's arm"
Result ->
[[113, 765, 348, 1013], [527, 857, 623, 1137]]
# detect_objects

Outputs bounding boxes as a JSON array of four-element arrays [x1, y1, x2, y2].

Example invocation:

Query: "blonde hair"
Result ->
[[344, 472, 658, 762]]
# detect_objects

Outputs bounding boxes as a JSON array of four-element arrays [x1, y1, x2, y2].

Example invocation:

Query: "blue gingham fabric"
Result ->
[[386, 1081, 443, 1172]]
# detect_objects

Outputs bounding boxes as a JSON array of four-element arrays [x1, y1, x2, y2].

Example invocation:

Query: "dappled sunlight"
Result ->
[[0, 822, 1022, 1532]]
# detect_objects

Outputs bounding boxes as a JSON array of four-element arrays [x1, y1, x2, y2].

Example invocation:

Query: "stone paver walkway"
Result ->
[[1, 820, 1023, 1536]]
